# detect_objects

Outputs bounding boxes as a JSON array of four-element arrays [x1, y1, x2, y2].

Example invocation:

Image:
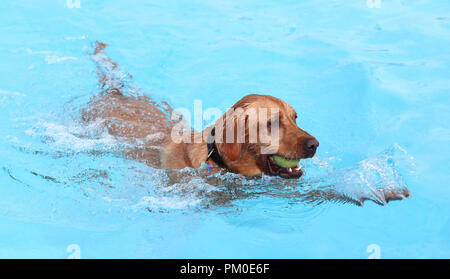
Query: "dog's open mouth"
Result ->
[[266, 155, 303, 179]]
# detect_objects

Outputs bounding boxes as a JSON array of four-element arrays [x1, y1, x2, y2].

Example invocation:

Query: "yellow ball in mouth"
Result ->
[[272, 155, 300, 168]]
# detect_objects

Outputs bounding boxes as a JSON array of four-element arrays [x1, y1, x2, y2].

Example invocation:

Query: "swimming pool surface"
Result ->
[[0, 0, 449, 258]]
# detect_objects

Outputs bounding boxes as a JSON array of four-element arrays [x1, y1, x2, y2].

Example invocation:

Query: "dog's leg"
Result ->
[[275, 175, 410, 206]]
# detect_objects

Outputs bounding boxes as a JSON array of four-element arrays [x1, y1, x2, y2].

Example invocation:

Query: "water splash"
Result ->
[[16, 114, 413, 215], [305, 145, 413, 206]]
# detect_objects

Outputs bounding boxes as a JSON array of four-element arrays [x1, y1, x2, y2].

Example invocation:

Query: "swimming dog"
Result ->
[[82, 42, 410, 205]]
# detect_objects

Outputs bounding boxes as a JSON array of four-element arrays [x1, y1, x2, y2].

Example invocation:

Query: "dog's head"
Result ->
[[213, 94, 318, 179]]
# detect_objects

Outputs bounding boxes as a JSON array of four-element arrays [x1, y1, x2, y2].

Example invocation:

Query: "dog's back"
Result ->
[[82, 42, 176, 168]]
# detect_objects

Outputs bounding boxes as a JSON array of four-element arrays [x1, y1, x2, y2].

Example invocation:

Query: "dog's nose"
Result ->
[[303, 138, 319, 157]]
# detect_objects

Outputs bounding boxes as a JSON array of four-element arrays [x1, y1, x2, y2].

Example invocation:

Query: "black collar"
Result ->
[[206, 127, 229, 170]]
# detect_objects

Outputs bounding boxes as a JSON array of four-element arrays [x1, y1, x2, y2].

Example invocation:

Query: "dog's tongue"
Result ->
[[272, 155, 299, 168]]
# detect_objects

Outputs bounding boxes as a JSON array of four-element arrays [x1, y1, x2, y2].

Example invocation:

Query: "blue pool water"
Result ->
[[0, 0, 449, 258]]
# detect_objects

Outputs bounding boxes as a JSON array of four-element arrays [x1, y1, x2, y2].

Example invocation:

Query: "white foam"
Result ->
[[26, 119, 127, 152], [23, 48, 52, 55], [326, 145, 411, 205], [163, 176, 218, 194], [133, 196, 201, 210], [64, 35, 88, 41], [0, 89, 26, 97], [45, 56, 78, 64]]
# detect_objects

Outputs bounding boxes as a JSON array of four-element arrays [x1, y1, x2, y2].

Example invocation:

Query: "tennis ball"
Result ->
[[272, 155, 299, 168]]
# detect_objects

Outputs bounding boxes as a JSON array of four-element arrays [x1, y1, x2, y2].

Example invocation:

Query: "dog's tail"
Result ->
[[91, 41, 133, 95]]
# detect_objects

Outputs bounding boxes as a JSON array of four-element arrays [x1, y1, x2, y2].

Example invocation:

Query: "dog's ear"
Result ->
[[218, 115, 242, 161]]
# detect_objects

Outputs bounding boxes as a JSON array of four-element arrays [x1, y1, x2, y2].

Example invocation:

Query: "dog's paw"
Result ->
[[356, 188, 411, 206]]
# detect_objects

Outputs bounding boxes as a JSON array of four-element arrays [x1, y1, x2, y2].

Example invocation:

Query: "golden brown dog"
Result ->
[[83, 42, 318, 180], [161, 94, 319, 179], [80, 42, 412, 206]]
